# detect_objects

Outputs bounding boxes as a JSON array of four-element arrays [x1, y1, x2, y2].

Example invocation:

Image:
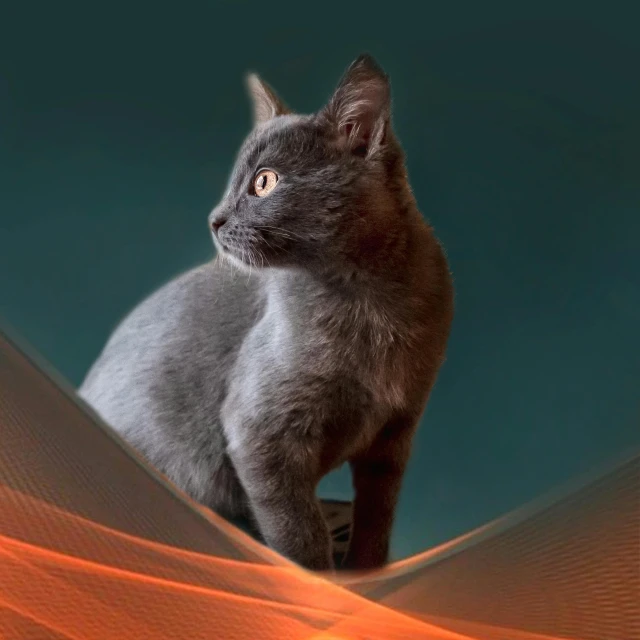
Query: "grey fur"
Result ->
[[79, 54, 454, 572]]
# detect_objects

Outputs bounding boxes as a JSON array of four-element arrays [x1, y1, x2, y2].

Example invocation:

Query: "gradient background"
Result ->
[[1, 2, 638, 560]]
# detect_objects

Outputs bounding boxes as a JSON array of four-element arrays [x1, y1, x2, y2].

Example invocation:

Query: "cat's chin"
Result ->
[[219, 249, 266, 274]]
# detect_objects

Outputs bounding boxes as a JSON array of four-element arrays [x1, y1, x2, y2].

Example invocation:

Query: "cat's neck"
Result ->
[[261, 214, 434, 338]]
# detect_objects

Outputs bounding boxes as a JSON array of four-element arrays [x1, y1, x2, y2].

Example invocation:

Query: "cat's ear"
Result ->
[[246, 73, 290, 125], [320, 54, 391, 157]]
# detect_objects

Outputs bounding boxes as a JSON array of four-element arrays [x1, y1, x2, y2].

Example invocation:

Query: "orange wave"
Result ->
[[0, 488, 476, 640], [0, 331, 638, 639]]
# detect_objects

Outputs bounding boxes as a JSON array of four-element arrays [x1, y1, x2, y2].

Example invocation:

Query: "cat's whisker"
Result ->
[[218, 251, 226, 297], [258, 241, 273, 266], [244, 249, 253, 284], [276, 244, 294, 257], [256, 225, 305, 240], [256, 227, 294, 240], [259, 235, 288, 262], [263, 247, 274, 269], [263, 231, 295, 243]]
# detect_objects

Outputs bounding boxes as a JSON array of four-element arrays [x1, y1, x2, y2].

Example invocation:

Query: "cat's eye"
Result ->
[[253, 169, 278, 197]]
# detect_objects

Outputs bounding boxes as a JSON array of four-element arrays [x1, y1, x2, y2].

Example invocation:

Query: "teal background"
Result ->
[[1, 2, 638, 559]]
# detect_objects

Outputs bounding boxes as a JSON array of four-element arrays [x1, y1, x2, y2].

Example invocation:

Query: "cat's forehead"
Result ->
[[236, 114, 321, 171]]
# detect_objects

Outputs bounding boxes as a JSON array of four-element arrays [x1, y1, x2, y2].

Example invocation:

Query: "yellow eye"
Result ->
[[253, 169, 278, 197]]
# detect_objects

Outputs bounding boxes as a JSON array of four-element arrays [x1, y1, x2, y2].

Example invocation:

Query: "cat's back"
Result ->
[[79, 258, 263, 429]]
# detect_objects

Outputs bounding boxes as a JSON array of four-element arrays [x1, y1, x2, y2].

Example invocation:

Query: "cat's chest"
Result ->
[[303, 319, 412, 412], [249, 293, 415, 411], [226, 313, 413, 471]]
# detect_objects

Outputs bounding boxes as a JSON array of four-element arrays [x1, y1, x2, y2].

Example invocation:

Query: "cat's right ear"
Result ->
[[246, 73, 290, 125]]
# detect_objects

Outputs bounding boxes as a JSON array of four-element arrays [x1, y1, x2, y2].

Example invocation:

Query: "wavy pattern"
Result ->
[[0, 331, 638, 639]]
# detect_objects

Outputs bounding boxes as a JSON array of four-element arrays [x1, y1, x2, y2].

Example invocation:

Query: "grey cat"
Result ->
[[79, 54, 454, 572]]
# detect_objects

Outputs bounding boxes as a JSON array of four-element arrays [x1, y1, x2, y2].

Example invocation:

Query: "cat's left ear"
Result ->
[[246, 73, 290, 125], [320, 54, 391, 157]]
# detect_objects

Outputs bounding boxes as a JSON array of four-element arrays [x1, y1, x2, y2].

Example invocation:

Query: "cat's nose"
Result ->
[[211, 217, 227, 235]]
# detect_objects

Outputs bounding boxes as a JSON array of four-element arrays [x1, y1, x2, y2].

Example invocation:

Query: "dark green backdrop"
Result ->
[[1, 2, 638, 559]]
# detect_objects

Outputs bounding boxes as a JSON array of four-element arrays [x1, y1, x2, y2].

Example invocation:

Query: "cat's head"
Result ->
[[209, 54, 412, 275]]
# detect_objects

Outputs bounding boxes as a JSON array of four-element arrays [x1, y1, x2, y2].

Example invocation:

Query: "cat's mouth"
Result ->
[[212, 224, 287, 270]]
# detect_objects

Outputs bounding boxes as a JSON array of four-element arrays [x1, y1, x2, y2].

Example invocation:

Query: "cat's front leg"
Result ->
[[223, 417, 334, 571], [342, 413, 417, 571]]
